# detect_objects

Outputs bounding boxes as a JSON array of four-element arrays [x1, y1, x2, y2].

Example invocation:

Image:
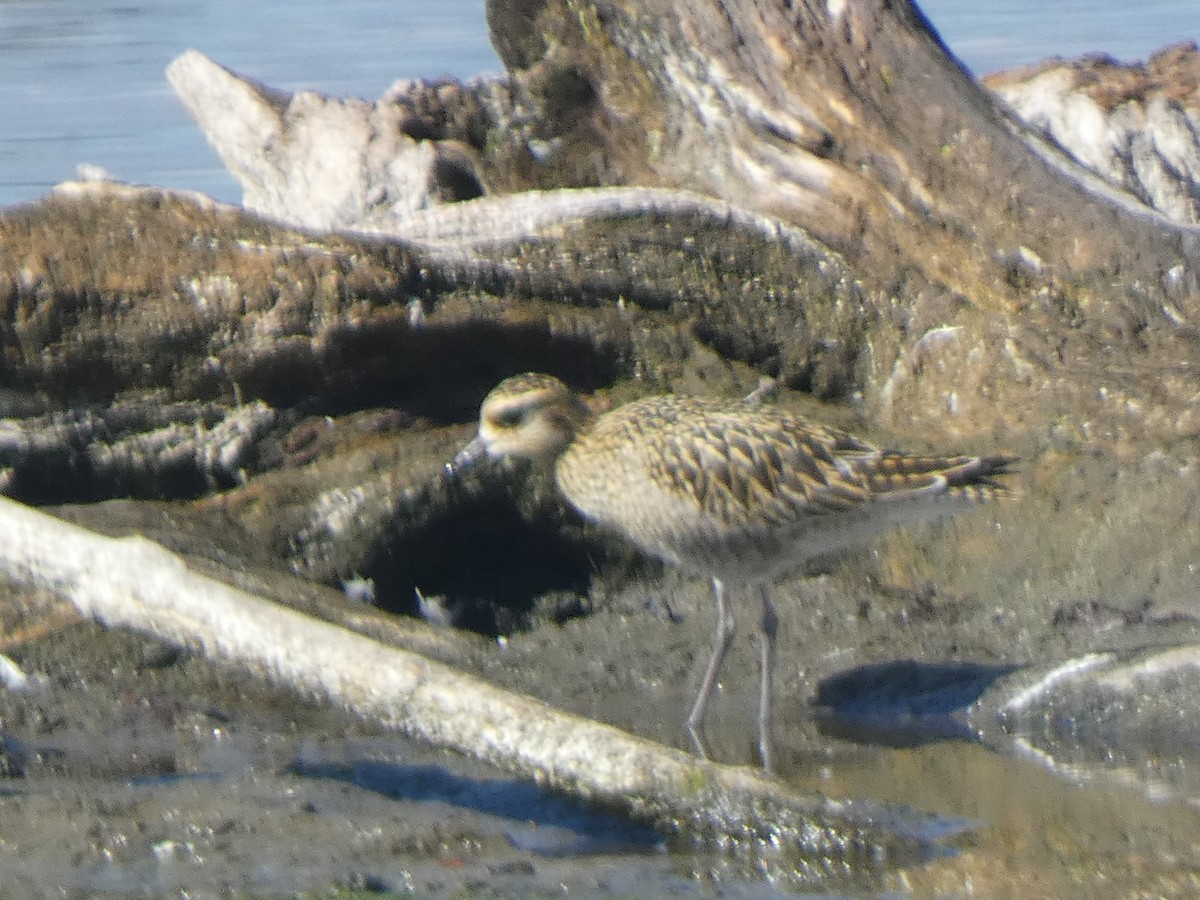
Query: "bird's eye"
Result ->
[[492, 407, 526, 428]]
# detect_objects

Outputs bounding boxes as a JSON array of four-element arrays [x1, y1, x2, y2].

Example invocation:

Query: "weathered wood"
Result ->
[[483, 0, 1200, 303], [476, 0, 1200, 443], [0, 396, 274, 502], [151, 4, 1200, 461], [984, 42, 1200, 227]]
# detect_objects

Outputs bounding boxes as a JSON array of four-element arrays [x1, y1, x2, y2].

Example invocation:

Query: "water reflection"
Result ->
[[295, 752, 663, 856], [816, 659, 1017, 745]]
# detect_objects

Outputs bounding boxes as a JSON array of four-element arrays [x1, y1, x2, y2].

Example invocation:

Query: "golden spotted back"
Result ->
[[554, 393, 1013, 582]]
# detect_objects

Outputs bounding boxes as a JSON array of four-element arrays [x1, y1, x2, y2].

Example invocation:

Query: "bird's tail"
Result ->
[[856, 452, 1018, 502]]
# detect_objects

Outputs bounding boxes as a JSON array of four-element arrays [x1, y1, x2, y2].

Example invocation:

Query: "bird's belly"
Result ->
[[654, 528, 797, 584], [607, 501, 950, 586], [604, 499, 812, 585], [558, 453, 976, 586]]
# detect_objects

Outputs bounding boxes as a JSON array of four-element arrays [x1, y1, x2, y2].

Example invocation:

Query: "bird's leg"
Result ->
[[687, 577, 736, 757], [756, 585, 779, 772], [740, 376, 777, 407]]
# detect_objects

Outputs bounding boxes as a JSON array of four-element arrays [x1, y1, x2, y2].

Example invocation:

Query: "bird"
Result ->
[[448, 372, 1015, 767]]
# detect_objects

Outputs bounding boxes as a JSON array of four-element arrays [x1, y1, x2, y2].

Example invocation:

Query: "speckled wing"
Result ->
[[645, 404, 877, 530], [644, 401, 1013, 530], [554, 394, 1013, 579]]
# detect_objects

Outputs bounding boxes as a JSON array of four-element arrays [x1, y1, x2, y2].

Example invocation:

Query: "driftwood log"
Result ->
[[3, 0, 1200, 879]]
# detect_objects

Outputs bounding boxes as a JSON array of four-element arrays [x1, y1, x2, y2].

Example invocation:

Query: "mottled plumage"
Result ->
[[555, 393, 1011, 583], [450, 373, 1015, 765]]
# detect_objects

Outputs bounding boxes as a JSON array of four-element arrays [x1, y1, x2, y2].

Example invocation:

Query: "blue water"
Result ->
[[0, 0, 498, 205], [919, 0, 1198, 74], [0, 0, 1195, 208]]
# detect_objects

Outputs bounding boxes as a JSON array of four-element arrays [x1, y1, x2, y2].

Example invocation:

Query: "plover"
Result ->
[[450, 373, 1015, 766]]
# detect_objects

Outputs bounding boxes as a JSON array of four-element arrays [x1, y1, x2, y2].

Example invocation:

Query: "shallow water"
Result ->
[[0, 0, 1196, 207], [812, 738, 1200, 896], [6, 632, 1200, 897]]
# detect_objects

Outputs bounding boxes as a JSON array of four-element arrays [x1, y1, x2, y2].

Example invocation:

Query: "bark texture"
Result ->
[[485, 0, 1200, 299]]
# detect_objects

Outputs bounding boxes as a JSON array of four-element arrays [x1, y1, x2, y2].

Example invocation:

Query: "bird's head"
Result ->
[[449, 373, 593, 475]]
